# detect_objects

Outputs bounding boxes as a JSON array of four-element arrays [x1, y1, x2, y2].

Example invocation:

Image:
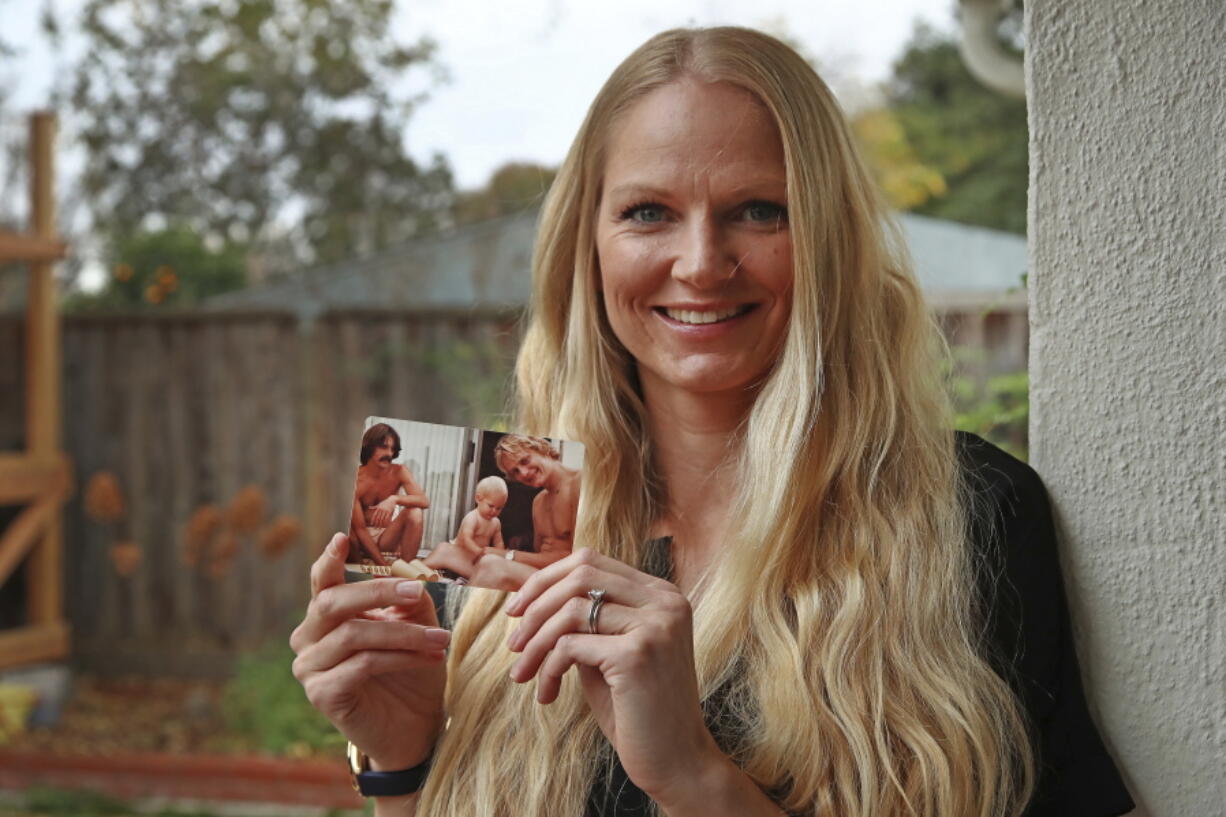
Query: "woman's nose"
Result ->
[[671, 217, 735, 288]]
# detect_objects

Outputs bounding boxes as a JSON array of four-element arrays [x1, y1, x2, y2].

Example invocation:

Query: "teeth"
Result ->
[[663, 306, 748, 325]]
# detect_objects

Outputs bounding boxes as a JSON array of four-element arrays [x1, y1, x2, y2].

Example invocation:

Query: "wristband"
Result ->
[[347, 741, 432, 797]]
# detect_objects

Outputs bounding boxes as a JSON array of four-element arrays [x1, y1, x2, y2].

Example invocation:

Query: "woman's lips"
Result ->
[[656, 304, 754, 325], [653, 304, 757, 333]]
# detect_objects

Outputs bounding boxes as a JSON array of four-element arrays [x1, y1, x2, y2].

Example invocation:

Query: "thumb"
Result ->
[[310, 533, 350, 598]]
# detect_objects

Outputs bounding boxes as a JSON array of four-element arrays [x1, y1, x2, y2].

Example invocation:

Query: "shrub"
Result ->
[[221, 636, 344, 757]]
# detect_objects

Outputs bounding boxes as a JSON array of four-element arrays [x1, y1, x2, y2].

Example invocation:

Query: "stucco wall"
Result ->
[[1027, 1, 1225, 814]]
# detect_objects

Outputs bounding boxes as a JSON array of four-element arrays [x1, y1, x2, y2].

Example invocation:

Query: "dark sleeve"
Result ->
[[426, 581, 451, 628], [957, 432, 1135, 817]]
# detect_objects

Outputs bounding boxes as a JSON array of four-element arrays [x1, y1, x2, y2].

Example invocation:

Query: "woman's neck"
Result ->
[[641, 377, 755, 587]]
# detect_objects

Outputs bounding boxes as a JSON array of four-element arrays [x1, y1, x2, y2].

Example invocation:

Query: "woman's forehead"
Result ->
[[601, 80, 785, 192]]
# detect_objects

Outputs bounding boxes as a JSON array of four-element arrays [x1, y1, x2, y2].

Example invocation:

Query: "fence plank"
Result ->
[[0, 304, 1029, 676]]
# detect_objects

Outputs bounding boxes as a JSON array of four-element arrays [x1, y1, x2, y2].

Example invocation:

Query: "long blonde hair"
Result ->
[[419, 27, 1033, 817]]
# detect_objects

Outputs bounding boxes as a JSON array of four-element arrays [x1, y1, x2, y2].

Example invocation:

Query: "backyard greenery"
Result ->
[[1, 786, 362, 816], [221, 635, 343, 758]]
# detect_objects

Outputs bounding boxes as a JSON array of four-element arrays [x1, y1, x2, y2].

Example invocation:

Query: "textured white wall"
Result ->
[[1027, 1, 1225, 814]]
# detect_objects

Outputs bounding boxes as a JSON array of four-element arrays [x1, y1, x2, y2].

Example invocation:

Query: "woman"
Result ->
[[290, 27, 1133, 817]]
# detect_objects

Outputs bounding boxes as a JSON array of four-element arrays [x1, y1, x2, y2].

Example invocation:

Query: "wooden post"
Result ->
[[24, 113, 66, 633], [0, 112, 71, 668]]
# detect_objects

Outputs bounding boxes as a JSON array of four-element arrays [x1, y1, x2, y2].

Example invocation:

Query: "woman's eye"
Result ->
[[620, 203, 666, 223], [743, 201, 787, 224]]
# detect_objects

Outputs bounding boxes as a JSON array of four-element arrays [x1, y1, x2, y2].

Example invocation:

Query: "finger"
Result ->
[[302, 649, 446, 716], [292, 578, 433, 652], [294, 618, 451, 677], [310, 534, 350, 598], [533, 632, 606, 704], [509, 567, 654, 653], [505, 548, 659, 617], [510, 598, 634, 682]]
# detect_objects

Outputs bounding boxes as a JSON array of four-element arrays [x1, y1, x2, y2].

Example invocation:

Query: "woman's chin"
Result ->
[[640, 362, 767, 400]]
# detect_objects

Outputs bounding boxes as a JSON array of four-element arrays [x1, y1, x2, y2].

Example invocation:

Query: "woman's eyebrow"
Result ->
[[605, 183, 670, 201], [725, 178, 788, 197], [606, 178, 787, 202]]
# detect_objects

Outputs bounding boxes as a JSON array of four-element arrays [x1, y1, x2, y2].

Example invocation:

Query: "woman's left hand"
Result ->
[[504, 548, 721, 805]]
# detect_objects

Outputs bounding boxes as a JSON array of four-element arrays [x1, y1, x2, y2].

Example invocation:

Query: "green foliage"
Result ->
[[953, 369, 1029, 461], [17, 787, 131, 816], [63, 226, 247, 311], [220, 636, 344, 757], [70, 0, 453, 269], [412, 336, 516, 429], [10, 785, 357, 816], [453, 162, 557, 226], [882, 23, 1028, 234]]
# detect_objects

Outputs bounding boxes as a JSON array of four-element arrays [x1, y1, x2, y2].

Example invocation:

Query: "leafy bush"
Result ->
[[13, 784, 360, 816], [953, 370, 1029, 460], [221, 636, 345, 757]]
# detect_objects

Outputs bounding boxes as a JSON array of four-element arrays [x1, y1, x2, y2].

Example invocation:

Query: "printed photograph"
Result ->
[[346, 416, 583, 592]]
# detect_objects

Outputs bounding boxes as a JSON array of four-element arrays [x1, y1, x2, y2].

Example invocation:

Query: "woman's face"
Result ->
[[595, 78, 792, 400]]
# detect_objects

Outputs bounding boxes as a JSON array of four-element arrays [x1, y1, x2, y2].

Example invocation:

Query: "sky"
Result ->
[[5, 0, 958, 188], [396, 0, 958, 187], [2, 0, 957, 289]]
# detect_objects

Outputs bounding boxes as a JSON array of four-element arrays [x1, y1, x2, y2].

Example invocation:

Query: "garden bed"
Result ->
[[0, 676, 360, 812]]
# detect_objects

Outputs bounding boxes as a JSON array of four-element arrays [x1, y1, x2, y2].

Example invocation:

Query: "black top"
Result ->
[[437, 433, 1136, 817]]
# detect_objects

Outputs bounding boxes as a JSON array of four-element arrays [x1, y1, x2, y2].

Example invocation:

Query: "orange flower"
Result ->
[[145, 284, 164, 304], [84, 472, 126, 523], [110, 540, 142, 576], [183, 505, 223, 566], [226, 485, 267, 533], [211, 530, 239, 561], [206, 534, 238, 578], [156, 266, 178, 291], [113, 263, 134, 282], [258, 515, 301, 559]]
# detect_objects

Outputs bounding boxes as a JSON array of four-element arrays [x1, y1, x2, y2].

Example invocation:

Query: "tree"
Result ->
[[63, 225, 246, 311], [452, 162, 557, 226], [869, 22, 1028, 234], [0, 0, 26, 235], [70, 0, 453, 271], [851, 108, 948, 211]]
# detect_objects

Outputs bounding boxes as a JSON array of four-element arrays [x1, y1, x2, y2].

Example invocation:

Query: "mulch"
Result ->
[[0, 677, 359, 810], [8, 675, 245, 757]]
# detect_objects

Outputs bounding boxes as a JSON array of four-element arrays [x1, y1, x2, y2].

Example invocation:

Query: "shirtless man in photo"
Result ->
[[467, 434, 580, 590], [348, 423, 429, 566]]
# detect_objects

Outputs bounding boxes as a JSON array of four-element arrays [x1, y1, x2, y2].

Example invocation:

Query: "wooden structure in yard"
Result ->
[[0, 112, 72, 670]]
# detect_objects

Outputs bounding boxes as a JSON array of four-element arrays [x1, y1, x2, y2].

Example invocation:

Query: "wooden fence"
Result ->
[[0, 309, 519, 676], [0, 303, 1025, 677]]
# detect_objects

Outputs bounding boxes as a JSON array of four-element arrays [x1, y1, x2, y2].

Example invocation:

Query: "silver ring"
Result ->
[[587, 588, 607, 635]]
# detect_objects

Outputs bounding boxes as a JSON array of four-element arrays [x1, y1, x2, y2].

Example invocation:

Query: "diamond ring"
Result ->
[[587, 588, 607, 635]]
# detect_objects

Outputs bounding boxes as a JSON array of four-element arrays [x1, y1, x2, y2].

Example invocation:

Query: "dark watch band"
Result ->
[[347, 741, 433, 797]]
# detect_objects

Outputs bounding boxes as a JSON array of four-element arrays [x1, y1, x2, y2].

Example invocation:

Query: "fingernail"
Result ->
[[327, 536, 343, 557], [508, 663, 520, 682], [424, 627, 450, 646], [506, 628, 521, 651], [396, 581, 423, 598], [504, 594, 520, 615]]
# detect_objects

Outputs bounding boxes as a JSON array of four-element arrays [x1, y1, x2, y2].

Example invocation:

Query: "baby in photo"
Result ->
[[423, 475, 507, 578]]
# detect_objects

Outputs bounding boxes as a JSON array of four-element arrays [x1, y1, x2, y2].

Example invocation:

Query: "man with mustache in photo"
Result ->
[[349, 423, 430, 566]]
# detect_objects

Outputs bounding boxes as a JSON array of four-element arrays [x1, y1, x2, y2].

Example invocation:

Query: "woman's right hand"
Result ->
[[290, 533, 449, 770]]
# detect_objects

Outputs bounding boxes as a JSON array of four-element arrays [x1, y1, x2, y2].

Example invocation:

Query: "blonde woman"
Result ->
[[290, 27, 1133, 817]]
